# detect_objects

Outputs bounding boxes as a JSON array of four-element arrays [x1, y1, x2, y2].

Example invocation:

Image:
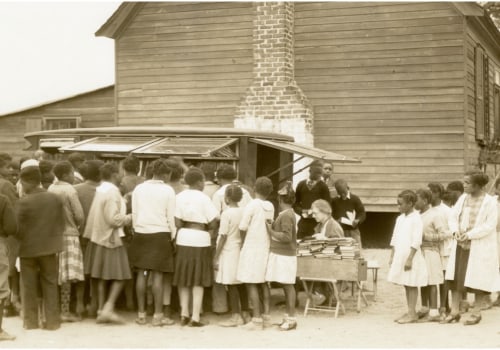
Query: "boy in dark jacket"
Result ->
[[15, 167, 64, 330]]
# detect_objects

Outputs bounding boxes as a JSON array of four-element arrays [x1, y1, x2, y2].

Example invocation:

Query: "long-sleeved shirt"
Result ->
[[331, 192, 366, 231], [48, 180, 84, 236], [15, 188, 64, 257], [84, 182, 131, 249], [0, 178, 17, 206], [132, 180, 176, 235], [293, 179, 331, 216], [0, 194, 17, 237], [74, 180, 100, 234], [270, 208, 297, 256]]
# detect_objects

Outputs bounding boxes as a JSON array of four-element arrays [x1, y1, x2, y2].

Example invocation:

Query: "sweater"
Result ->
[[331, 192, 366, 231], [15, 188, 64, 258], [293, 180, 331, 216], [270, 209, 297, 256], [48, 181, 84, 236]]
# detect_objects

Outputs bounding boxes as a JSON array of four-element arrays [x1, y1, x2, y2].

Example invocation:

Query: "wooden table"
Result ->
[[297, 257, 368, 317]]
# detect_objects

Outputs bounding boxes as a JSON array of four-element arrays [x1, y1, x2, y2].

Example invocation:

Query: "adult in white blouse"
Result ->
[[443, 171, 500, 325], [173, 167, 218, 327]]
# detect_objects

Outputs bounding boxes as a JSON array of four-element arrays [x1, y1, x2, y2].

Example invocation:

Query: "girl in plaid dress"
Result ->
[[48, 161, 85, 322]]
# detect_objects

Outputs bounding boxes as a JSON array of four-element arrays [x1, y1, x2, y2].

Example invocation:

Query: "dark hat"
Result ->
[[20, 166, 41, 184]]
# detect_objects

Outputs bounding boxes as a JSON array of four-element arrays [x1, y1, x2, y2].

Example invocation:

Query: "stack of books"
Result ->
[[296, 237, 361, 259]]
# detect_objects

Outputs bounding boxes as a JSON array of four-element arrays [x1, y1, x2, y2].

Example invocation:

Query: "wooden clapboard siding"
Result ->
[[0, 86, 115, 160], [115, 2, 253, 127], [294, 2, 466, 212]]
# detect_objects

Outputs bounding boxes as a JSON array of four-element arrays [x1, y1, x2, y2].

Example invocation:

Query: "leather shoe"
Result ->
[[463, 314, 481, 326], [188, 320, 206, 327], [180, 316, 190, 326]]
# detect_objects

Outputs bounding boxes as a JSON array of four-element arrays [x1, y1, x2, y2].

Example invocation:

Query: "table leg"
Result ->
[[373, 269, 378, 301]]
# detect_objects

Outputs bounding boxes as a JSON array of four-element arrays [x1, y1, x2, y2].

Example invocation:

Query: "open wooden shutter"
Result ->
[[475, 45, 485, 141]]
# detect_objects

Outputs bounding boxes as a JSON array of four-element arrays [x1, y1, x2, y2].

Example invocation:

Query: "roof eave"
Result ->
[[95, 2, 144, 39]]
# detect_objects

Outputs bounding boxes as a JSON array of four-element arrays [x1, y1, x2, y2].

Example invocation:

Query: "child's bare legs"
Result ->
[[191, 286, 204, 322], [88, 278, 98, 316], [151, 271, 164, 316], [261, 283, 270, 315], [162, 273, 172, 317], [178, 287, 190, 319], [283, 284, 296, 317], [398, 286, 418, 323], [135, 270, 147, 314], [97, 279, 106, 313], [101, 280, 125, 316], [419, 286, 430, 315], [246, 284, 261, 318], [439, 280, 450, 313], [75, 282, 85, 317], [124, 279, 135, 311]]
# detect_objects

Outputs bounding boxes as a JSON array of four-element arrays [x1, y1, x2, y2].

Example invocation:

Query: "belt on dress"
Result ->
[[181, 221, 209, 231]]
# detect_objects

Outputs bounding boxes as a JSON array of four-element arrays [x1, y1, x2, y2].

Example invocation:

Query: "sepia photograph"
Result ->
[[0, 0, 499, 347]]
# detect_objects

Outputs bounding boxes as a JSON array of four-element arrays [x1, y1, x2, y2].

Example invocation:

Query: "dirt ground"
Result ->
[[3, 249, 500, 348]]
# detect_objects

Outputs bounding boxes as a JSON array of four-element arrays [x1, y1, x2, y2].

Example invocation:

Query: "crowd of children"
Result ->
[[388, 173, 500, 326], [2, 148, 499, 342]]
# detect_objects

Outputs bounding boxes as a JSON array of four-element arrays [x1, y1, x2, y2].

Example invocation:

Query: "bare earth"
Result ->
[[3, 249, 500, 348]]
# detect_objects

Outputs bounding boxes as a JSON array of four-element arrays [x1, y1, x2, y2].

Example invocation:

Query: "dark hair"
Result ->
[[465, 170, 489, 188], [310, 159, 324, 168], [122, 155, 140, 174], [145, 162, 155, 180], [309, 165, 323, 177], [442, 190, 461, 207], [200, 162, 217, 182], [255, 176, 273, 197], [225, 184, 243, 203], [334, 178, 348, 189], [416, 188, 432, 204], [216, 164, 237, 181], [184, 167, 204, 186], [53, 161, 73, 180], [81, 160, 104, 182], [67, 153, 85, 167], [427, 182, 444, 198], [0, 153, 12, 169], [166, 159, 184, 182], [39, 160, 54, 175], [446, 181, 464, 194], [152, 159, 172, 177], [20, 167, 41, 185], [278, 181, 295, 205], [398, 190, 417, 206], [100, 162, 119, 181]]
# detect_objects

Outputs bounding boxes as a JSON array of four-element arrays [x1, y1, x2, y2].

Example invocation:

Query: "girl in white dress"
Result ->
[[214, 184, 244, 327], [388, 190, 428, 324], [237, 177, 274, 330]]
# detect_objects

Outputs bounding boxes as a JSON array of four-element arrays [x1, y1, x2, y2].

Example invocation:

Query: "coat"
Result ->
[[445, 193, 500, 292]]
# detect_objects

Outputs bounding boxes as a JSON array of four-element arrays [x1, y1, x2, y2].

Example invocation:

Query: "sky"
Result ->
[[0, 1, 120, 115]]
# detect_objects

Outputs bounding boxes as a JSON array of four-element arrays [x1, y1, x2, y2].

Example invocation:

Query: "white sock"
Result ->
[[429, 309, 439, 317]]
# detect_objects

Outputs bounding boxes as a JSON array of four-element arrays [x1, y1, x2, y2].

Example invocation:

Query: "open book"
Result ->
[[340, 210, 356, 226]]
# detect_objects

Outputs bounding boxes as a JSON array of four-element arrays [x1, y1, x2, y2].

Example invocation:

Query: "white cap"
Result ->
[[20, 159, 39, 170]]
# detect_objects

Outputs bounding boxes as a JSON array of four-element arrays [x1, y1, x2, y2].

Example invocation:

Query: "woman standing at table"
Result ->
[[442, 171, 500, 325], [173, 167, 218, 327]]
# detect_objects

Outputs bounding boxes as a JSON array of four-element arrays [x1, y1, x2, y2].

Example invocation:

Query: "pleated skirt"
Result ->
[[84, 242, 132, 281], [173, 245, 212, 288], [129, 232, 174, 273], [59, 235, 84, 284]]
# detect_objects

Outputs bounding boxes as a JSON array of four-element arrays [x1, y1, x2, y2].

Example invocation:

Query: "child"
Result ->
[[415, 188, 446, 322], [48, 161, 85, 322], [237, 177, 274, 330], [214, 184, 245, 327], [264, 181, 298, 331], [388, 190, 428, 324]]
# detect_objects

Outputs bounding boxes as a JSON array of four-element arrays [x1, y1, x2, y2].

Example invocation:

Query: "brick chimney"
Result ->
[[234, 2, 314, 147]]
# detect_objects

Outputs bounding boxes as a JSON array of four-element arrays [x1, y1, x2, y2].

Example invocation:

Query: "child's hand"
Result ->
[[404, 257, 413, 271]]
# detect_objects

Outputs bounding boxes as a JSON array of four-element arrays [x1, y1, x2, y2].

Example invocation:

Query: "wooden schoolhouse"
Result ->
[[95, 2, 500, 222]]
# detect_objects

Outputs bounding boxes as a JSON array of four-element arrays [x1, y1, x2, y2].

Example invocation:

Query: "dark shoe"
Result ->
[[416, 308, 429, 319], [3, 305, 18, 318], [439, 313, 461, 324], [463, 314, 481, 326], [188, 320, 206, 327], [180, 316, 190, 326], [417, 314, 441, 323], [43, 323, 60, 331]]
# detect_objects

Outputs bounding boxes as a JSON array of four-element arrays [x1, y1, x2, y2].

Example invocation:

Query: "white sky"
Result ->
[[0, 1, 120, 115]]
